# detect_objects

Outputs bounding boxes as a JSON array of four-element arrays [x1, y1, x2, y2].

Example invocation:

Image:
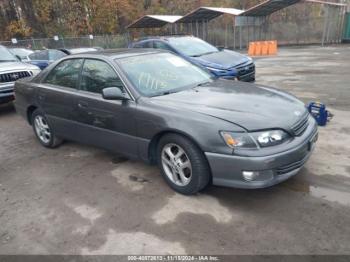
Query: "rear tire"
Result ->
[[31, 109, 63, 148], [157, 133, 210, 195]]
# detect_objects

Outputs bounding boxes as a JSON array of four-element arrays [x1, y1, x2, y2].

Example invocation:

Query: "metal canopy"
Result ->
[[127, 15, 183, 29], [304, 0, 347, 7], [177, 7, 244, 23], [241, 0, 302, 17]]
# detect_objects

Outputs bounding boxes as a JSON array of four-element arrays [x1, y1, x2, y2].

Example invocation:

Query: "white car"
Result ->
[[9, 47, 34, 62], [0, 45, 40, 104]]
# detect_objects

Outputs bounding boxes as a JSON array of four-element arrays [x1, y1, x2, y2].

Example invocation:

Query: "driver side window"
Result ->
[[80, 59, 124, 94]]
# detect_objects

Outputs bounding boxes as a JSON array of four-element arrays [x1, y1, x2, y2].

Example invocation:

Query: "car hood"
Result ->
[[190, 49, 251, 69], [0, 61, 39, 72], [150, 80, 307, 132]]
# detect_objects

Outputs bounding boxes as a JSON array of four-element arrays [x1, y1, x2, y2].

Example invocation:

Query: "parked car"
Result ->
[[9, 48, 34, 62], [14, 49, 317, 195], [130, 35, 255, 82], [0, 45, 41, 104], [26, 49, 67, 70], [59, 47, 103, 55]]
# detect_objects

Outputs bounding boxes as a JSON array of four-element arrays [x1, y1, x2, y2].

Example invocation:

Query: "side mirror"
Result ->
[[15, 55, 22, 61], [102, 87, 129, 100]]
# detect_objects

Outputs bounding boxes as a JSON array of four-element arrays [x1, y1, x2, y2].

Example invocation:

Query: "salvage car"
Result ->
[[0, 45, 41, 104], [130, 35, 255, 82], [14, 49, 318, 195]]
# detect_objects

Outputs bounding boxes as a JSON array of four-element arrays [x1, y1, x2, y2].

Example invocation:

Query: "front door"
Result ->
[[72, 58, 138, 158]]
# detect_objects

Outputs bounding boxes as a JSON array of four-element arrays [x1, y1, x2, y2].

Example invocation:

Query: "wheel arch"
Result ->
[[147, 129, 205, 164], [26, 105, 38, 125]]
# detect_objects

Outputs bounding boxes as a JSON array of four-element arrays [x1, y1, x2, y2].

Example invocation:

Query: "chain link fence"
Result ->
[[130, 4, 346, 50], [0, 4, 346, 51], [0, 34, 129, 50], [178, 5, 346, 49]]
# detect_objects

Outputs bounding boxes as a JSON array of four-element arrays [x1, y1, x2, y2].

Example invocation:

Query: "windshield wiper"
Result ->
[[195, 81, 211, 87], [161, 90, 178, 96], [151, 90, 178, 97]]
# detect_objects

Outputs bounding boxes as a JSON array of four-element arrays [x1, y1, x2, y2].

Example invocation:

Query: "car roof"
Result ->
[[69, 48, 165, 59], [136, 35, 194, 42]]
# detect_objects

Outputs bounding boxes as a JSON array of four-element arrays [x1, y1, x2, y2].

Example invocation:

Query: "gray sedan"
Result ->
[[14, 49, 318, 195]]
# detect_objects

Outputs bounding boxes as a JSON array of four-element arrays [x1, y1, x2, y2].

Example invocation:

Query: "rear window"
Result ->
[[29, 51, 48, 60], [133, 41, 153, 48]]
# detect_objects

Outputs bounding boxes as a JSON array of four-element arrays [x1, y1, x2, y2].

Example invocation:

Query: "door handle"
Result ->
[[78, 101, 88, 108]]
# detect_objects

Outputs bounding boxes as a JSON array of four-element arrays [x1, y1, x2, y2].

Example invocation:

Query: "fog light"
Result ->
[[242, 171, 259, 181]]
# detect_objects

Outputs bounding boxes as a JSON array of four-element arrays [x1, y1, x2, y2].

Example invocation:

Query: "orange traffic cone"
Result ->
[[255, 42, 262, 56], [248, 42, 256, 56], [261, 41, 269, 56], [268, 41, 277, 55]]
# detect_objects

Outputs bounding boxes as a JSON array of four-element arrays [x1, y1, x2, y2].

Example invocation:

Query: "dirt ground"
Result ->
[[0, 45, 350, 255]]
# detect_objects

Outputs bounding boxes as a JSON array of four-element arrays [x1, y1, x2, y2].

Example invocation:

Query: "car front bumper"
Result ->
[[205, 120, 318, 189], [209, 62, 256, 82], [237, 71, 255, 82], [0, 83, 15, 103]]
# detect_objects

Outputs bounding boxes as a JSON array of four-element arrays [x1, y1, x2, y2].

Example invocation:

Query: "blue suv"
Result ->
[[129, 35, 255, 82]]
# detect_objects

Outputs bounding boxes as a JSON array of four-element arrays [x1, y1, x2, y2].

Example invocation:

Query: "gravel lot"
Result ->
[[0, 45, 350, 255]]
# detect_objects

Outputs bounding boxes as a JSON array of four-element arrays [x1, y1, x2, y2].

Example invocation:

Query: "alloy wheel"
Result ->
[[161, 143, 192, 186], [34, 115, 51, 144]]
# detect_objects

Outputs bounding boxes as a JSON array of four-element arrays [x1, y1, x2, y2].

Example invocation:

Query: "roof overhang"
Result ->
[[127, 15, 183, 29], [177, 7, 244, 23], [304, 0, 347, 7], [241, 0, 302, 16]]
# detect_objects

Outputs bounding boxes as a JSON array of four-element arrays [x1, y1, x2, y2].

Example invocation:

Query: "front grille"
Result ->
[[291, 114, 309, 136], [276, 155, 309, 175], [236, 62, 255, 77], [0, 71, 31, 83]]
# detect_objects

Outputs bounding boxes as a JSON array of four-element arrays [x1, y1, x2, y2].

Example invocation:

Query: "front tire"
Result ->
[[157, 134, 210, 195], [31, 109, 62, 148]]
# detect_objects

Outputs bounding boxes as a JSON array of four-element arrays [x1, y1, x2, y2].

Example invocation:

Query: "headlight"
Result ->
[[220, 131, 257, 149], [252, 130, 290, 147], [31, 69, 41, 76], [220, 130, 290, 149]]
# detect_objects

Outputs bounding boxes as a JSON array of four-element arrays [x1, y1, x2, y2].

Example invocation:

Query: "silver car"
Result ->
[[0, 45, 40, 104]]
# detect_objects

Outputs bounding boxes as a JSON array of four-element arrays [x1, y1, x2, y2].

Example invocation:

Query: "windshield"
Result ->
[[0, 45, 18, 62], [168, 37, 218, 57], [117, 53, 212, 97], [29, 50, 49, 60], [10, 48, 33, 59]]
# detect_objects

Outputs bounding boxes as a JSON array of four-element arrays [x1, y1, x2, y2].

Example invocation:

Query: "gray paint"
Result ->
[[14, 49, 318, 189]]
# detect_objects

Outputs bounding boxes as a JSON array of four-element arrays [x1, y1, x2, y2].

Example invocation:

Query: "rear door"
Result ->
[[38, 58, 83, 139], [72, 58, 139, 157]]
